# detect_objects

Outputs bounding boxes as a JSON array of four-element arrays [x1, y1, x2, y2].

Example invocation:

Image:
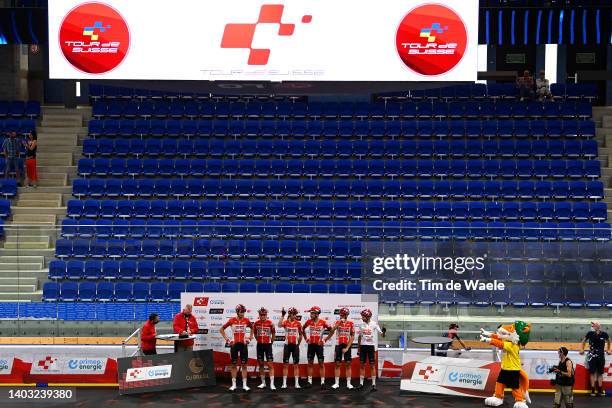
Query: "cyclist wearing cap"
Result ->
[[324, 307, 355, 389], [254, 307, 276, 390], [357, 309, 385, 391], [221, 304, 253, 392], [278, 307, 303, 389], [302, 306, 331, 388]]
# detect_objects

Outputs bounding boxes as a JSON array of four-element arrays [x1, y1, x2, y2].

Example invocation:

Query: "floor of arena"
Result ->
[[12, 383, 594, 408]]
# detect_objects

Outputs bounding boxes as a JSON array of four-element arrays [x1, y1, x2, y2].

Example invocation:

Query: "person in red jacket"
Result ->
[[141, 313, 160, 355], [173, 304, 199, 352]]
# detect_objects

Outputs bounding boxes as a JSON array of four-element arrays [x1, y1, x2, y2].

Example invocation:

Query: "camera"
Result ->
[[547, 366, 558, 386]]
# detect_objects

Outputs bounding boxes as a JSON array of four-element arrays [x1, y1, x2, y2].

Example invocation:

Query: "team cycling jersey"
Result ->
[[303, 319, 330, 344], [282, 319, 302, 344], [222, 317, 252, 343], [253, 319, 275, 344], [333, 320, 355, 345]]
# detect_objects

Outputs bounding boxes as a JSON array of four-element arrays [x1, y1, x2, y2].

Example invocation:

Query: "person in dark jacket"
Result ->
[[579, 321, 611, 396], [3, 131, 21, 182], [141, 313, 160, 355], [173, 304, 199, 352], [552, 346, 574, 408]]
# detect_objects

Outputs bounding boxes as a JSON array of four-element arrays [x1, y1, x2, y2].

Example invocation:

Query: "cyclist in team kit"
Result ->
[[254, 307, 276, 390], [356, 308, 386, 391], [302, 306, 331, 388], [220, 304, 254, 392], [324, 307, 355, 389], [278, 307, 303, 389]]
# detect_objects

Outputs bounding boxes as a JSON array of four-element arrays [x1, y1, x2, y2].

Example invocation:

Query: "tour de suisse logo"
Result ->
[[59, 2, 130, 74], [395, 3, 467, 76]]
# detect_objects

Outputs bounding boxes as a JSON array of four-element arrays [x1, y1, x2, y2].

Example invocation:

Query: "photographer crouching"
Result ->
[[550, 347, 574, 408]]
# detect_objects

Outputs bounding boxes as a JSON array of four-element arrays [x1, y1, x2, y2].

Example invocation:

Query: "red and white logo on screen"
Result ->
[[221, 4, 312, 65], [59, 2, 130, 74], [395, 3, 467, 76], [194, 297, 209, 306]]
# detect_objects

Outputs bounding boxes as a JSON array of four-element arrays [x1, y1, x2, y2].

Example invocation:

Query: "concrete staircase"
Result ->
[[0, 106, 90, 301], [593, 106, 612, 220]]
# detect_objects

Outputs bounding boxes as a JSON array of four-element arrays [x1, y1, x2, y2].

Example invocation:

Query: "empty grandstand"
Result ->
[[1, 0, 612, 403]]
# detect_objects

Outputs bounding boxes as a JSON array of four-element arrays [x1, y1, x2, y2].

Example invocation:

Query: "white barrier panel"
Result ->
[[181, 293, 378, 376], [0, 346, 609, 389], [28, 356, 108, 375], [400, 356, 499, 398], [48, 0, 479, 81]]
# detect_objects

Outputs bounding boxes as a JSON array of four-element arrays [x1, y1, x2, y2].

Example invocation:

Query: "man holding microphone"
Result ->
[[172, 304, 199, 352]]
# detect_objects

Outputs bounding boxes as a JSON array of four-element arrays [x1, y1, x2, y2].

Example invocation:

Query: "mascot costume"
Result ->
[[480, 321, 531, 408]]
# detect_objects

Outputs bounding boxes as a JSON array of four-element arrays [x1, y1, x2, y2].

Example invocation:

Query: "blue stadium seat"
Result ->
[[84, 260, 102, 280], [168, 282, 186, 301], [138, 260, 159, 281], [585, 286, 604, 309], [79, 282, 97, 302], [527, 286, 547, 308], [96, 282, 114, 302], [240, 282, 257, 293], [49, 260, 66, 280], [61, 282, 79, 301], [222, 282, 239, 293], [43, 282, 59, 301], [200, 282, 219, 293], [292, 282, 309, 293]]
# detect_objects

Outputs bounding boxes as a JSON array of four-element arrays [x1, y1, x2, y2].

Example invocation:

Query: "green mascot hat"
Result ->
[[514, 320, 531, 346]]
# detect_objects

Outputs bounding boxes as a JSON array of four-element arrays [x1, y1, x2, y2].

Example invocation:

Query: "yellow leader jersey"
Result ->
[[501, 341, 522, 371]]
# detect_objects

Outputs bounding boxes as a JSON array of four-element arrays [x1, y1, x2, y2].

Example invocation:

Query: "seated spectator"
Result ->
[[516, 70, 534, 101], [536, 70, 553, 101]]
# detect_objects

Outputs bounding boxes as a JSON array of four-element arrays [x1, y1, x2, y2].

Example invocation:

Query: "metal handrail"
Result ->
[[122, 327, 141, 357]]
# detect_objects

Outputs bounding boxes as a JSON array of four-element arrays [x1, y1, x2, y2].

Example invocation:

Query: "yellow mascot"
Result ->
[[480, 321, 531, 408]]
